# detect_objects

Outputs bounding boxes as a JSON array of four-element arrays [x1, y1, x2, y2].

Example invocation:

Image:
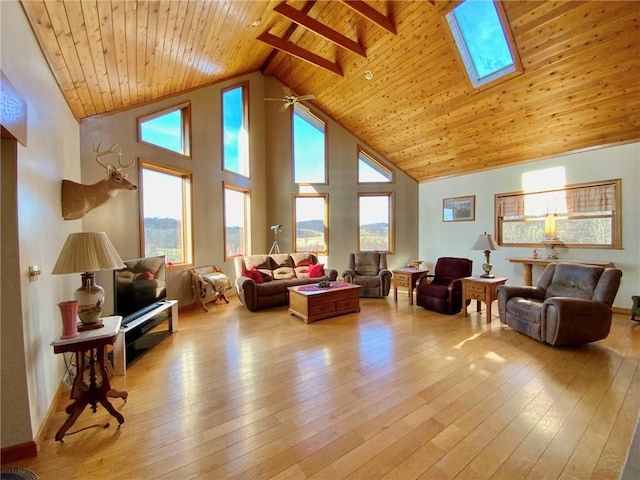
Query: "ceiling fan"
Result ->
[[265, 86, 315, 112], [264, 56, 315, 112]]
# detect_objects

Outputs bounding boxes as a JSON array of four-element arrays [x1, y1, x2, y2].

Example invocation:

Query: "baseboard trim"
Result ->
[[0, 441, 37, 463], [612, 306, 632, 315]]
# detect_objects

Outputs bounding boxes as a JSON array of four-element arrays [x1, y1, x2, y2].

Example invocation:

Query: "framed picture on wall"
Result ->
[[443, 195, 475, 222]]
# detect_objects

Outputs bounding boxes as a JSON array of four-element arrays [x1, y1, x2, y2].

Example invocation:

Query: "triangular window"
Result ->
[[358, 148, 393, 183]]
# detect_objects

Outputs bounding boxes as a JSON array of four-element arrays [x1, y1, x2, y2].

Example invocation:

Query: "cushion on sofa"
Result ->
[[309, 263, 324, 278], [243, 255, 275, 276], [291, 253, 316, 278], [270, 253, 296, 279], [243, 268, 264, 284]]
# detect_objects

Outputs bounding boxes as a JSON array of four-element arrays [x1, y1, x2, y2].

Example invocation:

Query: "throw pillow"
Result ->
[[243, 268, 263, 284], [259, 271, 273, 282], [135, 271, 154, 281], [309, 263, 324, 278]]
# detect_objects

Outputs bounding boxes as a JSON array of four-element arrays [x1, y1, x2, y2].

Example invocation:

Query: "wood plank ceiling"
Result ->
[[20, 1, 640, 182]]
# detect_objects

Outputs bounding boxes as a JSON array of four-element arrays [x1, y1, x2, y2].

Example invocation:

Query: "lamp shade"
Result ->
[[52, 232, 124, 325], [52, 232, 125, 274], [472, 232, 498, 251]]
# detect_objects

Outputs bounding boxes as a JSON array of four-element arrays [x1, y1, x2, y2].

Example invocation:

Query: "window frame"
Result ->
[[291, 104, 328, 185], [444, 0, 523, 90], [494, 179, 622, 249], [137, 102, 192, 157], [357, 192, 395, 254], [292, 193, 329, 254], [139, 160, 194, 265], [221, 82, 250, 178], [357, 146, 394, 184], [222, 182, 251, 260]]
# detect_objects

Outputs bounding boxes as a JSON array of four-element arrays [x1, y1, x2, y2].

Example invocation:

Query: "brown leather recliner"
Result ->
[[343, 252, 392, 297], [497, 263, 622, 346], [416, 257, 473, 314]]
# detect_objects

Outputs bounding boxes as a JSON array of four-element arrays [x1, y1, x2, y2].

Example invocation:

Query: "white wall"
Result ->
[[1, 0, 81, 446], [419, 142, 640, 308]]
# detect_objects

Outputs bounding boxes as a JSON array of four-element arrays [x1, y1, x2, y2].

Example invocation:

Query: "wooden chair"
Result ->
[[189, 266, 231, 312]]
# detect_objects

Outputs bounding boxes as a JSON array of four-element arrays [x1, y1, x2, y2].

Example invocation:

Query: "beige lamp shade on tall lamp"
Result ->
[[472, 232, 499, 278], [52, 232, 125, 325]]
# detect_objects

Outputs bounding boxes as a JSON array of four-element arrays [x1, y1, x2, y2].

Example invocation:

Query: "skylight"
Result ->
[[446, 0, 522, 88]]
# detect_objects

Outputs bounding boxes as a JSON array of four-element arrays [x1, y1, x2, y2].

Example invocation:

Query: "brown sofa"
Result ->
[[497, 262, 622, 346], [233, 253, 337, 311]]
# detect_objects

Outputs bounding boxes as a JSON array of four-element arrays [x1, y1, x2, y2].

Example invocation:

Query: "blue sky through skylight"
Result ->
[[454, 0, 513, 79]]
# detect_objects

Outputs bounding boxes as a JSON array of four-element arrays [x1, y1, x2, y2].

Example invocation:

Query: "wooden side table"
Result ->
[[392, 268, 429, 305], [51, 316, 127, 441], [461, 276, 507, 320]]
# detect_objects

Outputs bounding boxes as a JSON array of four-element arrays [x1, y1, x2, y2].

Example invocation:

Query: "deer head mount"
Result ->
[[61, 141, 137, 220]]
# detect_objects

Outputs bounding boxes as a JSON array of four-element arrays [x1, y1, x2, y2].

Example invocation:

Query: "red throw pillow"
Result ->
[[135, 271, 154, 281], [309, 263, 324, 278], [243, 268, 264, 284]]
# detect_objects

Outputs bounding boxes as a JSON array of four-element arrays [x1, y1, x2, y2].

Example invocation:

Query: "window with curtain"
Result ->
[[495, 179, 621, 248]]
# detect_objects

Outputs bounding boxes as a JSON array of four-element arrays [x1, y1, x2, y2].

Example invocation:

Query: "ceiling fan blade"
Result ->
[[282, 86, 292, 97], [296, 94, 315, 101], [264, 97, 284, 102], [279, 102, 290, 113]]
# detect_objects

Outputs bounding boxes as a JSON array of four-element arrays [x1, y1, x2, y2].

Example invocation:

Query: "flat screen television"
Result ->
[[113, 255, 167, 324]]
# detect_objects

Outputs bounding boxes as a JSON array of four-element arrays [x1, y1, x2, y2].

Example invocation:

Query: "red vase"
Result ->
[[58, 300, 79, 339]]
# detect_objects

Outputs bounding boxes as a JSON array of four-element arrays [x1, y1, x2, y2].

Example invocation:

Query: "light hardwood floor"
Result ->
[[6, 296, 640, 479]]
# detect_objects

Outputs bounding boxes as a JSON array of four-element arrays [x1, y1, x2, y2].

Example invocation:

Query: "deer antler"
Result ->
[[93, 141, 120, 170], [116, 149, 135, 170], [93, 141, 135, 171]]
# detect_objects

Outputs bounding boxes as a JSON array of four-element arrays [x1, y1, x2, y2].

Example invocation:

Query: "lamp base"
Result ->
[[74, 272, 104, 325], [480, 273, 495, 279]]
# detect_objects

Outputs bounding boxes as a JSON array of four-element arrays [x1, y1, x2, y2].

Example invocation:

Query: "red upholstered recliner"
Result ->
[[416, 257, 473, 314]]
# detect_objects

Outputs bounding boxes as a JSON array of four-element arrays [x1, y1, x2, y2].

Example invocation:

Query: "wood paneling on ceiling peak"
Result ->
[[19, 0, 640, 182]]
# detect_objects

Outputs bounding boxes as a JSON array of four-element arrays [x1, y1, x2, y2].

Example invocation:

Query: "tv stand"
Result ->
[[112, 300, 178, 375]]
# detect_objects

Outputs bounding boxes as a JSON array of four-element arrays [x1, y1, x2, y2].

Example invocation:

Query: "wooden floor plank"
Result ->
[[3, 298, 638, 480]]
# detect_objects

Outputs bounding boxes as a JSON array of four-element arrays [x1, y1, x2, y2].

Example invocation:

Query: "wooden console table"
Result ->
[[392, 268, 429, 305], [51, 316, 127, 442], [508, 258, 615, 286]]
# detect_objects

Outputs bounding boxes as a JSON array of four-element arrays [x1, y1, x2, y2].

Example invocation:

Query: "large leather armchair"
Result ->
[[343, 252, 392, 297], [497, 263, 622, 346], [416, 257, 473, 314]]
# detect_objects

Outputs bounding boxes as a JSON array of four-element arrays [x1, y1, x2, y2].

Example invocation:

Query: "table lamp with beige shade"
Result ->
[[472, 232, 499, 278], [52, 232, 125, 328]]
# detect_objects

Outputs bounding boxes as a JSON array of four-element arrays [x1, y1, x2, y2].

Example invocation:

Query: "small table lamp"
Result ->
[[472, 232, 499, 278], [542, 212, 564, 259], [52, 232, 125, 326]]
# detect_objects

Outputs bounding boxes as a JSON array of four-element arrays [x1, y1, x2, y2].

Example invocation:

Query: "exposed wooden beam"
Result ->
[[261, 1, 316, 76], [273, 3, 366, 58], [257, 32, 343, 76], [340, 0, 396, 35]]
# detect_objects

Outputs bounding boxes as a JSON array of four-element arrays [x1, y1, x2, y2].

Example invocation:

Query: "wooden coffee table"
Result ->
[[288, 282, 361, 324]]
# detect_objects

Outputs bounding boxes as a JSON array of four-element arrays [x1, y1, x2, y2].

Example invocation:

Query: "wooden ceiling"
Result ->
[[20, 1, 640, 182]]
